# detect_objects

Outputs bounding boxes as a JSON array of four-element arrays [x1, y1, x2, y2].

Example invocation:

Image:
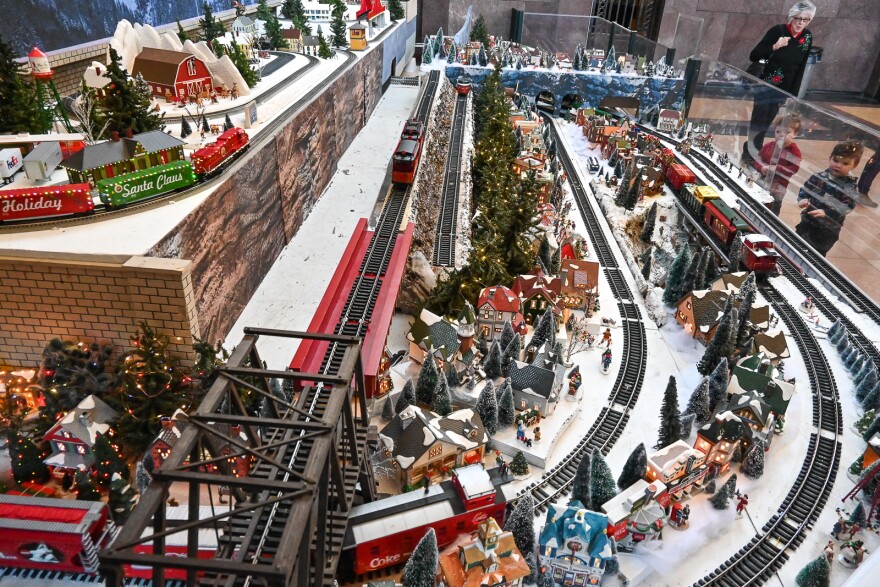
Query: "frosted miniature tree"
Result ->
[[662, 244, 692, 305], [479, 44, 488, 67], [641, 247, 653, 282], [851, 355, 867, 377], [705, 345, 733, 401], [736, 273, 757, 347], [827, 320, 844, 343], [505, 494, 535, 555], [434, 29, 445, 55], [795, 556, 831, 587], [571, 451, 592, 506], [446, 365, 461, 388], [499, 321, 517, 353], [422, 36, 433, 64], [224, 114, 234, 131], [861, 382, 880, 412], [843, 347, 858, 368], [539, 234, 553, 272], [484, 341, 504, 379], [531, 307, 557, 351], [615, 163, 632, 206], [863, 414, 880, 442], [703, 479, 717, 494], [697, 297, 736, 375], [655, 376, 682, 449], [509, 451, 530, 477], [476, 382, 499, 435], [181, 117, 193, 138], [502, 333, 522, 376], [644, 60, 655, 77], [836, 333, 852, 356], [710, 479, 732, 509], [742, 439, 765, 478], [395, 378, 416, 413], [590, 448, 618, 511], [856, 367, 878, 403], [551, 245, 562, 275], [498, 380, 515, 428], [538, 569, 555, 587], [525, 552, 539, 584], [736, 337, 754, 364], [728, 234, 744, 271], [381, 396, 396, 422], [416, 358, 438, 405], [680, 413, 696, 438], [447, 42, 457, 63], [108, 473, 136, 524], [617, 443, 647, 491], [401, 528, 438, 587], [850, 502, 867, 527], [432, 371, 453, 416], [640, 202, 658, 243], [135, 460, 152, 495], [685, 377, 713, 425]]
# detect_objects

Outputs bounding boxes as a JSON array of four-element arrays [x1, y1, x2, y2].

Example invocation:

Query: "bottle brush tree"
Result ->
[[795, 555, 830, 587], [74, 469, 101, 501], [741, 439, 765, 478], [571, 451, 592, 506], [381, 395, 396, 422], [224, 113, 234, 131], [498, 380, 515, 428], [697, 297, 736, 376], [395, 378, 416, 412], [135, 460, 152, 494], [415, 357, 438, 405], [710, 480, 732, 509], [181, 116, 192, 138], [8, 431, 50, 485], [662, 244, 692, 305], [590, 448, 618, 511], [502, 333, 521, 376], [93, 434, 128, 488], [707, 358, 730, 411], [108, 473, 136, 524], [400, 528, 438, 587], [684, 377, 712, 425], [431, 371, 453, 416], [483, 341, 503, 379], [617, 443, 647, 491], [476, 382, 499, 435], [504, 494, 535, 555], [655, 376, 682, 449], [509, 450, 530, 476], [640, 202, 658, 243]]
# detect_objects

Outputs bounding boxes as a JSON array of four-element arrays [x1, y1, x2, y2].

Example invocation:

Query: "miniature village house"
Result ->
[[43, 395, 117, 471], [476, 285, 527, 342], [863, 434, 880, 472], [560, 259, 600, 313], [439, 517, 531, 587], [406, 304, 478, 377], [512, 273, 563, 326], [508, 346, 566, 417], [645, 440, 710, 501], [693, 412, 749, 475], [751, 330, 790, 363], [729, 353, 795, 422], [282, 27, 303, 52], [656, 109, 683, 133], [348, 22, 367, 51], [148, 410, 188, 468], [378, 405, 488, 485], [538, 501, 613, 586], [61, 130, 185, 187], [602, 479, 669, 550], [131, 48, 213, 99], [675, 289, 770, 345]]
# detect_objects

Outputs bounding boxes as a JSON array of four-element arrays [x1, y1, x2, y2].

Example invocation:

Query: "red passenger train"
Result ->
[[190, 127, 249, 176], [339, 465, 511, 577], [391, 119, 425, 184], [456, 76, 472, 95], [0, 183, 93, 223]]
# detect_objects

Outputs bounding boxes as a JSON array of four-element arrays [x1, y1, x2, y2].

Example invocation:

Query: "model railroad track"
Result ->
[[659, 134, 880, 373], [519, 118, 647, 513], [695, 286, 841, 587], [0, 567, 186, 586], [0, 51, 356, 232], [196, 71, 440, 587], [432, 92, 468, 267]]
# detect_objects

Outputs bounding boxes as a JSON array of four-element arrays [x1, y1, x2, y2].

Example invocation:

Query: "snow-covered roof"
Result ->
[[539, 501, 612, 561], [380, 405, 487, 469], [44, 394, 117, 447], [351, 500, 454, 544], [453, 464, 494, 499], [647, 440, 706, 478], [601, 479, 667, 524]]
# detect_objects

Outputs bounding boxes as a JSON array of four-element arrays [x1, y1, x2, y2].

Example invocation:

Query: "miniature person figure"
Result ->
[[839, 540, 867, 567], [517, 422, 525, 441], [831, 509, 847, 540], [231, 83, 239, 99], [534, 427, 541, 442], [495, 450, 504, 468], [602, 328, 612, 348], [424, 476, 430, 494], [846, 522, 861, 540], [751, 113, 802, 215], [824, 541, 835, 564], [680, 504, 691, 526], [746, 175, 754, 188], [736, 493, 749, 518], [796, 141, 863, 257], [802, 296, 813, 310]]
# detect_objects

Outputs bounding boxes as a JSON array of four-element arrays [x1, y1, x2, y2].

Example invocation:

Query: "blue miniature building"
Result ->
[[538, 500, 614, 586]]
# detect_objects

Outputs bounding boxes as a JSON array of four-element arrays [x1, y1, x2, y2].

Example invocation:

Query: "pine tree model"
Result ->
[[381, 396, 396, 421], [863, 414, 880, 442], [539, 234, 553, 272], [476, 383, 499, 435], [655, 376, 683, 449], [93, 435, 129, 488], [108, 473, 136, 524], [416, 358, 438, 405], [741, 439, 765, 478], [710, 481, 731, 509], [387, 0, 405, 21], [862, 383, 880, 412], [736, 273, 757, 348], [176, 21, 189, 44], [504, 494, 535, 555], [641, 247, 653, 281], [422, 36, 433, 64], [224, 113, 234, 131], [75, 469, 101, 501], [502, 333, 521, 376], [498, 380, 515, 428], [617, 443, 647, 490], [229, 42, 260, 86], [551, 245, 562, 275], [538, 570, 556, 587], [531, 307, 557, 351], [697, 298, 736, 376], [795, 555, 830, 587], [509, 451, 530, 476], [256, 0, 274, 21], [200, 3, 226, 44], [640, 202, 657, 243], [857, 368, 878, 403], [8, 431, 50, 484], [266, 12, 289, 49], [708, 358, 730, 411], [471, 14, 491, 49], [181, 116, 193, 138], [401, 528, 439, 587], [100, 49, 164, 136], [684, 377, 712, 425], [590, 448, 618, 511], [571, 451, 592, 506], [728, 234, 744, 271], [0, 38, 46, 133], [662, 245, 692, 305], [483, 341, 503, 379], [329, 0, 348, 47], [431, 371, 453, 416]]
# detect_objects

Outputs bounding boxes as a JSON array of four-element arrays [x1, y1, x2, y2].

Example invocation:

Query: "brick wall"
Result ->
[[0, 253, 199, 367]]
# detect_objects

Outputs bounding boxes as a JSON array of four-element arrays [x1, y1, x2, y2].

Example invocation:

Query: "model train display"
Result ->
[[456, 76, 472, 95], [391, 119, 425, 184], [339, 464, 511, 577], [0, 127, 249, 223]]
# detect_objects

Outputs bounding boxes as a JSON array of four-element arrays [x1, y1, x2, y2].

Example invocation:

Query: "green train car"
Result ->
[[96, 161, 197, 207]]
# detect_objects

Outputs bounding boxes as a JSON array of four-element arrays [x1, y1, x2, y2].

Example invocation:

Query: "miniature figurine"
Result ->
[[601, 348, 612, 373], [736, 493, 749, 518], [495, 450, 505, 467], [517, 422, 526, 441], [824, 540, 835, 564], [601, 328, 612, 348], [747, 175, 754, 188], [839, 540, 867, 567], [534, 427, 541, 442], [801, 296, 814, 311], [832, 509, 848, 540]]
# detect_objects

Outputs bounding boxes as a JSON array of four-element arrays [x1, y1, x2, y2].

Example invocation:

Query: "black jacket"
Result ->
[[750, 24, 812, 95], [797, 170, 857, 234]]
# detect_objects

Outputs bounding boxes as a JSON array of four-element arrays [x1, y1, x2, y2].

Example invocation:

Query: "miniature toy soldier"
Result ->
[[824, 541, 835, 564], [736, 493, 749, 518]]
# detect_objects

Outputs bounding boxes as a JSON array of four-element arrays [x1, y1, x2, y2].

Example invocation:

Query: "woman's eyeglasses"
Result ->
[[792, 17, 811, 23]]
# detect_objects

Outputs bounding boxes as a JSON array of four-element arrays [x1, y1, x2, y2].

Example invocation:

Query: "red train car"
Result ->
[[456, 76, 472, 95], [391, 119, 425, 185], [0, 494, 112, 574], [0, 183, 93, 222], [741, 233, 779, 274], [665, 163, 696, 192], [703, 199, 750, 247], [126, 506, 219, 580], [401, 120, 425, 140], [190, 128, 249, 176], [341, 465, 510, 576]]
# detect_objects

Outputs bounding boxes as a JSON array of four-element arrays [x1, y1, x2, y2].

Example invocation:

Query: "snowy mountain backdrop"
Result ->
[[0, 0, 257, 55]]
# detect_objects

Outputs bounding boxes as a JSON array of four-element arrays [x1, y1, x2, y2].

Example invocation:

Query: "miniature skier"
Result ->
[[602, 328, 612, 348], [736, 493, 749, 518], [601, 348, 612, 373], [801, 296, 814, 311], [824, 540, 835, 564]]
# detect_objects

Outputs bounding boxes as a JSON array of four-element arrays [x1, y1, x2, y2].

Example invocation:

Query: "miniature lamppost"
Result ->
[[27, 46, 73, 133]]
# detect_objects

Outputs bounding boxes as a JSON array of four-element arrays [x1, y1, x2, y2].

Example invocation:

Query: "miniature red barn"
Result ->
[[0, 494, 113, 573], [132, 48, 213, 99], [290, 217, 414, 397]]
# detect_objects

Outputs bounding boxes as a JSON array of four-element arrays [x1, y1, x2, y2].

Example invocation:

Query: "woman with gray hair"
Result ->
[[743, 1, 815, 163]]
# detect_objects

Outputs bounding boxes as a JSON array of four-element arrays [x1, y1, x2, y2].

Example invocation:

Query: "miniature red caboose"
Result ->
[[0, 494, 113, 574], [190, 128, 249, 176], [741, 234, 779, 274]]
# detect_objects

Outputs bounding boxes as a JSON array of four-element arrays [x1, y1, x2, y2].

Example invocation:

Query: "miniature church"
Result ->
[[439, 517, 531, 587]]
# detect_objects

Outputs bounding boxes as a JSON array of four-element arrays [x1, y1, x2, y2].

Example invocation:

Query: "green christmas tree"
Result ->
[[282, 0, 311, 34], [180, 116, 192, 138], [0, 35, 43, 133], [662, 244, 692, 305], [470, 14, 491, 49], [93, 434, 128, 488], [483, 341, 503, 379], [655, 376, 682, 449], [329, 0, 348, 48], [108, 472, 137, 524], [571, 451, 592, 506], [255, 0, 274, 21], [228, 41, 260, 87], [401, 528, 438, 587], [431, 371, 453, 416], [504, 494, 535, 554], [395, 378, 416, 412], [498, 380, 515, 428], [74, 468, 101, 501], [100, 49, 164, 135], [697, 297, 736, 375], [509, 450, 529, 475], [589, 448, 618, 511], [199, 2, 226, 45], [109, 322, 192, 456], [387, 0, 405, 21], [795, 556, 830, 587], [476, 382, 498, 435], [176, 21, 189, 44], [617, 443, 647, 490], [224, 113, 234, 131], [266, 12, 289, 50], [415, 357, 438, 405], [317, 27, 333, 59], [8, 431, 50, 484]]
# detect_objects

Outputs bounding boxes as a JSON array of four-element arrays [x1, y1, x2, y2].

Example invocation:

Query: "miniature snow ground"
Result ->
[[223, 85, 421, 367], [0, 50, 354, 256], [557, 118, 878, 585]]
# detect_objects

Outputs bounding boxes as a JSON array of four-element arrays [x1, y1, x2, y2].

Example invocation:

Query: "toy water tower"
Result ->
[[28, 46, 73, 133]]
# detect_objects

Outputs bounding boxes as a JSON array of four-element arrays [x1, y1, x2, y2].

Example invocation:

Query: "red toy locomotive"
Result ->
[[391, 119, 425, 184], [190, 127, 249, 176]]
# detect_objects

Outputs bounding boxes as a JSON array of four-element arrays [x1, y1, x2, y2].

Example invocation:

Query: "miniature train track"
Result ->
[[517, 117, 647, 513], [0, 51, 356, 233], [661, 134, 880, 375], [0, 567, 185, 587], [695, 286, 842, 587], [432, 92, 468, 267], [195, 71, 440, 587]]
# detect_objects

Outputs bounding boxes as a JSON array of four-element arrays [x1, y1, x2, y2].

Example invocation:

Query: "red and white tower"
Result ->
[[27, 46, 72, 133]]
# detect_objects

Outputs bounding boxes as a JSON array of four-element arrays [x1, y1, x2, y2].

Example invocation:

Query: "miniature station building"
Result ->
[[645, 440, 710, 501], [538, 501, 613, 586], [476, 285, 528, 342], [131, 48, 214, 100], [42, 395, 117, 472], [61, 130, 185, 187], [602, 479, 669, 551], [348, 22, 367, 51], [377, 405, 488, 486], [560, 259, 600, 315], [439, 517, 531, 587]]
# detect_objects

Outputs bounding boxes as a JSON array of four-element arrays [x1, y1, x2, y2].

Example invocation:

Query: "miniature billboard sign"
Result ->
[[243, 102, 258, 129]]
